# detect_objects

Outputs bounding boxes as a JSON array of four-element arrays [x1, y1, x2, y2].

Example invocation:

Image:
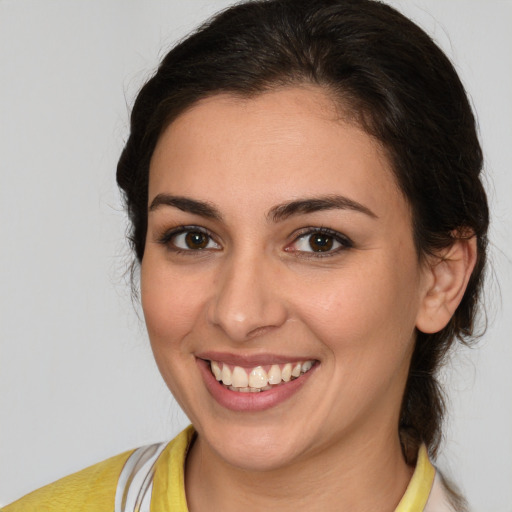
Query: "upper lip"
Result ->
[[196, 351, 315, 367]]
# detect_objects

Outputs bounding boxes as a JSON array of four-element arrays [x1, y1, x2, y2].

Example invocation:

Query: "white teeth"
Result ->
[[281, 363, 292, 382], [291, 363, 301, 378], [211, 361, 222, 380], [301, 360, 313, 373], [267, 364, 282, 385], [248, 366, 268, 388], [232, 366, 249, 388], [221, 365, 232, 386], [209, 360, 315, 391]]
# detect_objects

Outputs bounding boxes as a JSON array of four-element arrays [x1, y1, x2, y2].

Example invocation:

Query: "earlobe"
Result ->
[[415, 235, 477, 334]]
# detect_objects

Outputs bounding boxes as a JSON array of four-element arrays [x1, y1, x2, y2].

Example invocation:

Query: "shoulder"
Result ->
[[2, 427, 195, 512], [2, 449, 134, 512]]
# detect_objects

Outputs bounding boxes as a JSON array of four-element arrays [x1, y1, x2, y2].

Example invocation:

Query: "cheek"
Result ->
[[293, 256, 421, 357], [140, 258, 208, 346], [294, 265, 420, 420], [140, 259, 210, 410]]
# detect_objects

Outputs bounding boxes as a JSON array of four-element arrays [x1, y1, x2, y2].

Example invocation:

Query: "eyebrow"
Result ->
[[267, 195, 377, 222], [148, 193, 377, 222], [149, 194, 223, 220]]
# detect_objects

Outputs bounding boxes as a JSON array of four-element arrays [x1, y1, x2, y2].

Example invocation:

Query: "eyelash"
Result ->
[[156, 225, 353, 257], [286, 227, 353, 258], [157, 225, 220, 255]]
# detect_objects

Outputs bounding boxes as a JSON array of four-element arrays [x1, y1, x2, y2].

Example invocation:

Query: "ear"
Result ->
[[415, 235, 477, 334]]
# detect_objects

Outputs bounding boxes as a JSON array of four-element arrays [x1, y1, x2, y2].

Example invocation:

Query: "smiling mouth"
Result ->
[[208, 360, 316, 393]]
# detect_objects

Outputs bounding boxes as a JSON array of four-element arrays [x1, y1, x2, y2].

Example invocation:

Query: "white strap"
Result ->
[[115, 441, 168, 512]]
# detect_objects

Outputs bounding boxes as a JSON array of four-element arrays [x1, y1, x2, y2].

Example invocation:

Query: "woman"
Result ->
[[3, 0, 489, 510]]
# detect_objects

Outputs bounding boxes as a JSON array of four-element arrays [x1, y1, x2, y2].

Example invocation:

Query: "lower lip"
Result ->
[[197, 359, 317, 412]]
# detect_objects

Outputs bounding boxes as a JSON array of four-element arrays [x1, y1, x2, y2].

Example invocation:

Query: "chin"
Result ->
[[199, 419, 318, 472]]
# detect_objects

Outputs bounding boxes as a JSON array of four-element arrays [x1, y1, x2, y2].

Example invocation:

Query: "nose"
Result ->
[[207, 252, 288, 342]]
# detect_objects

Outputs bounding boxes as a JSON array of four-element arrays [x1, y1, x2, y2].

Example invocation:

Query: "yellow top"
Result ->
[[396, 444, 436, 511], [3, 427, 436, 511], [2, 449, 134, 512]]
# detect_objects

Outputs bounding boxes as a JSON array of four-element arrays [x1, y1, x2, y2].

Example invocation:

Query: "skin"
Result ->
[[141, 86, 475, 511]]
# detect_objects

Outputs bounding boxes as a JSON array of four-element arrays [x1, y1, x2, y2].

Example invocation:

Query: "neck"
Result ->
[[185, 422, 414, 512]]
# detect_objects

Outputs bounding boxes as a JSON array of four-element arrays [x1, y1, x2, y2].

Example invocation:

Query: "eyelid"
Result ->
[[156, 225, 221, 251], [285, 227, 353, 256], [155, 224, 352, 256]]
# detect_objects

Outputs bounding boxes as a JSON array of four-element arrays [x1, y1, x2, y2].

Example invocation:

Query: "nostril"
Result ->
[[246, 325, 276, 339]]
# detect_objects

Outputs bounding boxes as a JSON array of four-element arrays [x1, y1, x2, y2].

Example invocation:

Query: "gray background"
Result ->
[[1, 1, 511, 510]]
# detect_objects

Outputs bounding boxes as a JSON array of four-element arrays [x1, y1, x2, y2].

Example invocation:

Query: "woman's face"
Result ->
[[141, 87, 431, 471]]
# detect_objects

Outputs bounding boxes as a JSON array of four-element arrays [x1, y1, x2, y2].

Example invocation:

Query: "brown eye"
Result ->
[[287, 228, 352, 256], [185, 231, 209, 249], [308, 233, 334, 252], [164, 228, 221, 251]]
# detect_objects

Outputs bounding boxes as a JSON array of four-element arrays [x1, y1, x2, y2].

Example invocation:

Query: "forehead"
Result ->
[[148, 86, 405, 220]]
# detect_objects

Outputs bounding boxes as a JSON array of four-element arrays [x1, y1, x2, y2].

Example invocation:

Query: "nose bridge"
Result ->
[[208, 247, 287, 342]]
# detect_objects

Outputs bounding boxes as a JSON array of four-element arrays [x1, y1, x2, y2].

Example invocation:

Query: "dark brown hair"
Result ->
[[117, 0, 488, 464]]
